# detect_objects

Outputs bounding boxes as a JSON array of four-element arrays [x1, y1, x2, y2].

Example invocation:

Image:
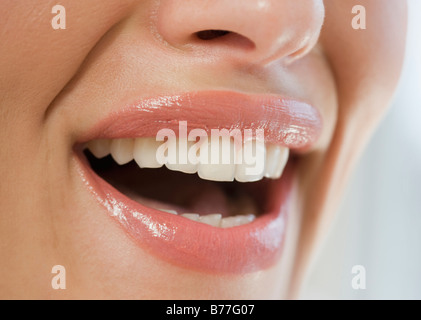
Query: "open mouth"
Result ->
[[84, 137, 289, 228], [75, 91, 322, 274]]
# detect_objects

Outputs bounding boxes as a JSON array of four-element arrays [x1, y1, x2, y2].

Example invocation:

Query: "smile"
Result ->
[[75, 90, 322, 274]]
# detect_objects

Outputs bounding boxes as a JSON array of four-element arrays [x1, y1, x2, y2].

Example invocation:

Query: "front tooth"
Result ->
[[165, 138, 198, 174], [235, 139, 265, 182], [181, 213, 200, 222], [134, 138, 164, 168], [220, 214, 255, 228], [265, 146, 289, 179], [199, 214, 222, 227], [265, 145, 281, 178], [110, 139, 134, 165], [87, 139, 111, 158], [198, 139, 235, 182]]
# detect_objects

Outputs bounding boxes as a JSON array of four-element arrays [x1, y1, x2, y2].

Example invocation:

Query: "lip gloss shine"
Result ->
[[77, 91, 322, 273]]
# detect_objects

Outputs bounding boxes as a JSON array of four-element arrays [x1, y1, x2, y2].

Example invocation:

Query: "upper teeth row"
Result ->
[[86, 138, 289, 183]]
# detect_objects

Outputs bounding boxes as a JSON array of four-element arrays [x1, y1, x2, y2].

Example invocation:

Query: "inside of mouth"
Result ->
[[85, 150, 271, 218]]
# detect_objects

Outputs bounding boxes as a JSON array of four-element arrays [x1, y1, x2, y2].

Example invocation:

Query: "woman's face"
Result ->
[[0, 0, 406, 298]]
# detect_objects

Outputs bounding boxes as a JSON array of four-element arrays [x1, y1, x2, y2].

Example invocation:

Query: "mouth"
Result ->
[[75, 91, 322, 274]]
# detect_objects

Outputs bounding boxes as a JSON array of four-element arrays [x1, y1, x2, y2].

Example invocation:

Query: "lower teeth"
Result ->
[[160, 209, 255, 228], [85, 151, 263, 229]]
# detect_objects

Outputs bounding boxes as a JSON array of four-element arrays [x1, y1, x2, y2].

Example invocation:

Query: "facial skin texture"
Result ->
[[0, 0, 406, 299]]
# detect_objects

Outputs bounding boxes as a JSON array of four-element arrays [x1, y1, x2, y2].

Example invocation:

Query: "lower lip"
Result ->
[[76, 152, 294, 274]]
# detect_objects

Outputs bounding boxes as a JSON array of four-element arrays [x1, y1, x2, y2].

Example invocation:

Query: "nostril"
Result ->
[[195, 30, 231, 41], [194, 30, 255, 51]]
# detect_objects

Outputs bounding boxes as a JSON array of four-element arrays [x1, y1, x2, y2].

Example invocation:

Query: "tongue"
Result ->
[[122, 180, 232, 216], [187, 183, 231, 215]]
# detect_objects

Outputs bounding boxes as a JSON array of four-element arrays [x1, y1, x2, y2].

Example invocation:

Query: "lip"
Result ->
[[80, 91, 322, 150], [76, 90, 322, 274]]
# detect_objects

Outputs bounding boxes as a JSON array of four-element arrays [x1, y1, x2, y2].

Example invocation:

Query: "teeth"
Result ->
[[86, 139, 111, 158], [181, 213, 256, 228], [87, 137, 289, 182], [165, 138, 198, 174], [181, 213, 200, 222], [198, 139, 236, 182], [160, 209, 178, 215], [234, 139, 266, 182], [199, 214, 222, 227], [110, 138, 134, 165], [264, 145, 289, 179], [220, 214, 255, 228], [134, 138, 164, 168]]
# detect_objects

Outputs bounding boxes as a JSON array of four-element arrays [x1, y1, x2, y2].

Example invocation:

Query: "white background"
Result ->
[[302, 0, 421, 299]]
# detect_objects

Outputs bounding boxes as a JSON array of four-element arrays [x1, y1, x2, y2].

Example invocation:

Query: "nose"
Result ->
[[156, 0, 325, 66]]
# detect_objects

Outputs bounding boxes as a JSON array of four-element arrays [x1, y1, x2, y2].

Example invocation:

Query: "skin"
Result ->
[[0, 0, 407, 299]]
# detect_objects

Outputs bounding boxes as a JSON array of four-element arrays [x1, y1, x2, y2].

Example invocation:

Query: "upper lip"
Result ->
[[79, 90, 322, 150], [76, 90, 322, 274]]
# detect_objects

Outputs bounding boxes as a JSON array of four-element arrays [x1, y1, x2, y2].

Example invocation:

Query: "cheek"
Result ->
[[0, 0, 133, 125], [321, 0, 407, 124], [292, 1, 407, 290], [288, 47, 338, 150]]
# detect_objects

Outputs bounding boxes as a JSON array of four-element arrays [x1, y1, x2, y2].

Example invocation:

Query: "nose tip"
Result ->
[[156, 0, 325, 65]]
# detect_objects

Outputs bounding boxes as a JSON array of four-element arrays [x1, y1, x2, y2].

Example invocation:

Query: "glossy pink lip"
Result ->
[[76, 91, 322, 274], [81, 91, 322, 150]]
